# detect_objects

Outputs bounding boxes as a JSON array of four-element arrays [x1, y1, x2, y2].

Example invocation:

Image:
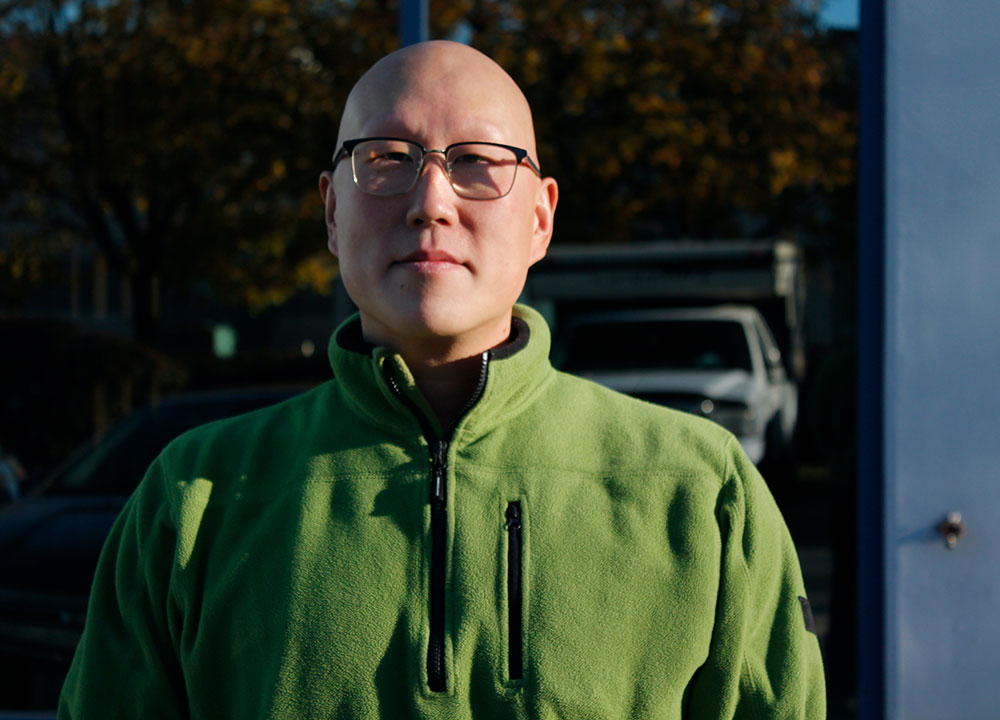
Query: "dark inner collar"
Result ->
[[336, 314, 530, 360], [336, 317, 378, 357], [491, 316, 529, 360]]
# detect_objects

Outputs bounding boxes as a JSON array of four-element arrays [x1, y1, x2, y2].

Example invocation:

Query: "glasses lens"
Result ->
[[351, 139, 421, 195], [446, 143, 519, 199]]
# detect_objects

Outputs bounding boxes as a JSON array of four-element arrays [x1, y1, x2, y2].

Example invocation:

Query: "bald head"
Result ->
[[319, 40, 558, 366], [337, 41, 538, 158]]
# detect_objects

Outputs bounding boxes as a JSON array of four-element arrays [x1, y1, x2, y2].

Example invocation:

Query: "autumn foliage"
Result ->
[[0, 0, 854, 343], [464, 0, 855, 241]]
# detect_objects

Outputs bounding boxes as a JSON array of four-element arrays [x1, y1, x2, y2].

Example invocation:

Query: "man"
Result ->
[[60, 41, 824, 718]]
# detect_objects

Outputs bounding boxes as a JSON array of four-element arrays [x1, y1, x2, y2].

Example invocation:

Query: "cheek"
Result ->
[[336, 202, 392, 256], [334, 177, 392, 227], [472, 198, 536, 245]]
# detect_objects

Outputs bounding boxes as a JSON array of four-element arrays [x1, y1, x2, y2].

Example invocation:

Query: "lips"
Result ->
[[396, 249, 464, 266]]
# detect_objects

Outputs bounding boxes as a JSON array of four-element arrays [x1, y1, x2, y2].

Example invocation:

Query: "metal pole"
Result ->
[[398, 0, 429, 47], [857, 0, 886, 717]]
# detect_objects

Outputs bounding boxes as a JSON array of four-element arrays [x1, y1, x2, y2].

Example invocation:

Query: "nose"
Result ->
[[406, 152, 459, 228]]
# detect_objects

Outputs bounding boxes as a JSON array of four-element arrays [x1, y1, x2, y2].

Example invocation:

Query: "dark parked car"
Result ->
[[0, 387, 304, 710]]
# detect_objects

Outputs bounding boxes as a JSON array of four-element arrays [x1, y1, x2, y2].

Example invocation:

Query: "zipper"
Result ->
[[426, 439, 448, 691], [383, 352, 490, 693], [505, 501, 524, 681]]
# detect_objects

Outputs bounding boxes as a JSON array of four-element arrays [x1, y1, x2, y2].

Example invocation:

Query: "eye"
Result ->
[[355, 140, 419, 167], [451, 152, 495, 166], [370, 151, 415, 166]]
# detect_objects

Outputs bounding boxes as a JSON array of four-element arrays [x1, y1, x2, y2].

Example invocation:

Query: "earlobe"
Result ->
[[529, 177, 558, 265], [319, 171, 339, 257]]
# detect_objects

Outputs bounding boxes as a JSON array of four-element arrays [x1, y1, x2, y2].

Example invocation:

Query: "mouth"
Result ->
[[394, 249, 466, 271]]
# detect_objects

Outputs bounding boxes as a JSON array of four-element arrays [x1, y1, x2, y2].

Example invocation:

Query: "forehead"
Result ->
[[357, 102, 511, 147], [338, 46, 535, 151]]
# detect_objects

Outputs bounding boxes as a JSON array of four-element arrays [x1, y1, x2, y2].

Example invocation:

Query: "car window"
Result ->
[[558, 319, 753, 373], [46, 394, 293, 496], [752, 318, 783, 370]]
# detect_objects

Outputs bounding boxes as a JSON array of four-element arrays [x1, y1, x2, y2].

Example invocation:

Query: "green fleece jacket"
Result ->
[[60, 304, 824, 719]]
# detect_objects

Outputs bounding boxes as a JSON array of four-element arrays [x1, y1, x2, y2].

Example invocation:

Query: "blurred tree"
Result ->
[[0, 0, 400, 344], [1, 0, 855, 346], [458, 0, 856, 244]]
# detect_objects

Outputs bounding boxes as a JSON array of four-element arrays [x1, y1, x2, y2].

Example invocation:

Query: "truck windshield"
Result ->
[[558, 319, 753, 373]]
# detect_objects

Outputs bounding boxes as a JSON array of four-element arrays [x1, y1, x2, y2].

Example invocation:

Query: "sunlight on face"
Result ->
[[320, 42, 558, 359]]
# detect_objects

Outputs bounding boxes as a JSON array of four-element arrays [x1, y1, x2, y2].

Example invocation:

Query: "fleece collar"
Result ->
[[327, 304, 556, 443]]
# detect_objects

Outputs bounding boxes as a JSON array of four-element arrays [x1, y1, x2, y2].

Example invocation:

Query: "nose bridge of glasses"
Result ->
[[419, 147, 451, 171], [413, 148, 455, 189]]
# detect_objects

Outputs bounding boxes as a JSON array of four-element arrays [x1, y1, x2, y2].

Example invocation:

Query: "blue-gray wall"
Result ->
[[860, 2, 1000, 718]]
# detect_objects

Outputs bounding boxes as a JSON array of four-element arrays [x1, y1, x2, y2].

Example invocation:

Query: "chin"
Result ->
[[406, 308, 480, 339], [395, 302, 511, 348]]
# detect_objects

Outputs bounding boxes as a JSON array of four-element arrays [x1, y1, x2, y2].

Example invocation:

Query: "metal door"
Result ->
[[860, 2, 1000, 717]]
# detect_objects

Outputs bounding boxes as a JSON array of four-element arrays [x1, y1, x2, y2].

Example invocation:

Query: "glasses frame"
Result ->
[[332, 137, 542, 199]]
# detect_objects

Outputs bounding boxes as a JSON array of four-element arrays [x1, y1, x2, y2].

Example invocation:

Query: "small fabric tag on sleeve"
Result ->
[[798, 596, 817, 634]]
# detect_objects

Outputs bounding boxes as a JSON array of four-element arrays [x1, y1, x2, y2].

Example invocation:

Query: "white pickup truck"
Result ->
[[553, 305, 797, 466]]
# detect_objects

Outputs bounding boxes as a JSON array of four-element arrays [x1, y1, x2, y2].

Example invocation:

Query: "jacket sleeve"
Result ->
[[685, 437, 826, 719], [58, 458, 188, 719]]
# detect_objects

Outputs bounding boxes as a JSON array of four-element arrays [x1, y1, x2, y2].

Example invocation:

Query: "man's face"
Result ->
[[318, 43, 558, 356]]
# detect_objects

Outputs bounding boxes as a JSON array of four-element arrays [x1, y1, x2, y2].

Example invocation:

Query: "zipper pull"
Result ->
[[505, 501, 522, 530], [430, 440, 448, 503]]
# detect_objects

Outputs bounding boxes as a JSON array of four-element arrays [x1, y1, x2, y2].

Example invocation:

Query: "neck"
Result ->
[[408, 353, 486, 430], [360, 316, 512, 430]]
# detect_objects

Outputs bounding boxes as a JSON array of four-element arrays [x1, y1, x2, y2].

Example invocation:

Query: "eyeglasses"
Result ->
[[332, 137, 542, 200]]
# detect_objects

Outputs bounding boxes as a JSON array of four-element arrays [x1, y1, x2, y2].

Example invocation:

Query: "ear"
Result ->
[[318, 171, 338, 257], [528, 176, 558, 265]]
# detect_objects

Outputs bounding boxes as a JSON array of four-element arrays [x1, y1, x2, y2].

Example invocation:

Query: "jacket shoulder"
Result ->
[[144, 382, 341, 505], [161, 383, 334, 459], [530, 370, 739, 483]]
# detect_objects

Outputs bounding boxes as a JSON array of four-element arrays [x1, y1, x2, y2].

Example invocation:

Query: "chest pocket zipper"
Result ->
[[505, 501, 524, 682]]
